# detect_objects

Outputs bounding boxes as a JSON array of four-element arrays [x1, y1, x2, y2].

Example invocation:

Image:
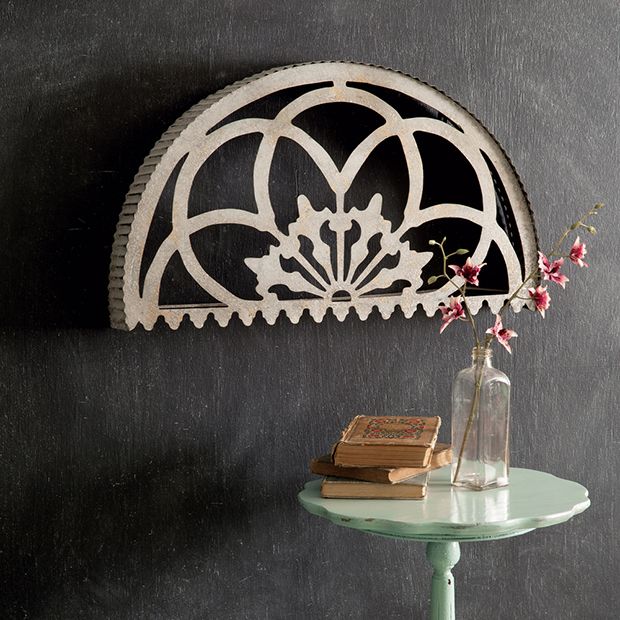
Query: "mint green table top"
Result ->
[[299, 467, 589, 619], [298, 467, 590, 542]]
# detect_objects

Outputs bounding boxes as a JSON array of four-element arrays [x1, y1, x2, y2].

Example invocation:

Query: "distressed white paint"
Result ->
[[109, 62, 539, 330]]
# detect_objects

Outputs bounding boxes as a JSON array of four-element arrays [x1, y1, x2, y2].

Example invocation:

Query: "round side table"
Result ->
[[298, 467, 589, 620]]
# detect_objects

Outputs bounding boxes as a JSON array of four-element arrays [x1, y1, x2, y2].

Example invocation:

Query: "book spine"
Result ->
[[311, 460, 390, 483], [330, 415, 362, 461]]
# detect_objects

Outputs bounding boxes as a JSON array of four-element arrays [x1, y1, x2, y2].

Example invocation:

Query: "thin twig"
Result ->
[[452, 358, 484, 484]]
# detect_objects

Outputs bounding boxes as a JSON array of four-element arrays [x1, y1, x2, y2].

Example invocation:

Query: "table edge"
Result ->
[[298, 469, 590, 542]]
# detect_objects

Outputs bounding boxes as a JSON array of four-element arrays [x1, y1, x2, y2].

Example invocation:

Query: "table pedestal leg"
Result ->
[[426, 541, 461, 620]]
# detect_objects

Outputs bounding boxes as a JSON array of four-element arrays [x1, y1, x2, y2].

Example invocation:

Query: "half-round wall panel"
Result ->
[[109, 62, 539, 330]]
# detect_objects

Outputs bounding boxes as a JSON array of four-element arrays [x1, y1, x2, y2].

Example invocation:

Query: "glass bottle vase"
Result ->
[[451, 346, 510, 490]]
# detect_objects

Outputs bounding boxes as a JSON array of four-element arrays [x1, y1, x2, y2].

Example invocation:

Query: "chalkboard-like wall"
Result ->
[[1, 2, 618, 618]]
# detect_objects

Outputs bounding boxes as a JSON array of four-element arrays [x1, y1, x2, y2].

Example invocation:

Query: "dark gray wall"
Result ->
[[1, 1, 618, 618]]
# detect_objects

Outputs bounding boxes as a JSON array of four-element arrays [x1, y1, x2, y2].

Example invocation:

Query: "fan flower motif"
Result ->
[[245, 194, 433, 315]]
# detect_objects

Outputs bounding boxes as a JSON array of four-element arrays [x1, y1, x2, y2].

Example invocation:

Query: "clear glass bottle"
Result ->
[[451, 346, 510, 490]]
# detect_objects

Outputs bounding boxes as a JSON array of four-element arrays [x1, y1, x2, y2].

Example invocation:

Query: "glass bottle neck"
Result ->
[[471, 346, 493, 368]]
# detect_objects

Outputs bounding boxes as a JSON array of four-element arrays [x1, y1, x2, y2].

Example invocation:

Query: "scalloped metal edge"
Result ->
[[132, 296, 531, 331]]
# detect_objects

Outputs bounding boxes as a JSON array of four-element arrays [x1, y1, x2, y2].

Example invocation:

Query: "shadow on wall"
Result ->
[[3, 448, 270, 618], [0, 60, 271, 329], [0, 61, 297, 617]]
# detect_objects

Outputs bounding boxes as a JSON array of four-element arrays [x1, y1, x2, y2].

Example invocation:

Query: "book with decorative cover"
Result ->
[[311, 443, 451, 483], [332, 416, 441, 468], [320, 473, 429, 499]]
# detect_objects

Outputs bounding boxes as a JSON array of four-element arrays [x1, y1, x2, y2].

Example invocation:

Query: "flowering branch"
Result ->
[[427, 203, 604, 485], [431, 203, 604, 353], [427, 240, 481, 346]]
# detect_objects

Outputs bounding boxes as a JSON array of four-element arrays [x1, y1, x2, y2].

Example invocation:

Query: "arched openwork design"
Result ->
[[109, 62, 539, 330]]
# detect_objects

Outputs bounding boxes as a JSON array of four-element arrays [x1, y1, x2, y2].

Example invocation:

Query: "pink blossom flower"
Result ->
[[538, 252, 569, 288], [449, 257, 486, 286], [439, 297, 466, 333], [528, 285, 551, 318], [569, 236, 589, 267], [485, 314, 518, 354]]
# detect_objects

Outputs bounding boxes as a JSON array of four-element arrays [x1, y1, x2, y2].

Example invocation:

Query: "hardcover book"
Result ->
[[331, 415, 441, 468], [311, 442, 451, 483], [320, 473, 429, 499]]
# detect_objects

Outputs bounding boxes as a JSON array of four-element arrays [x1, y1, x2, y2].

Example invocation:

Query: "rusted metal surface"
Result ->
[[109, 62, 538, 330]]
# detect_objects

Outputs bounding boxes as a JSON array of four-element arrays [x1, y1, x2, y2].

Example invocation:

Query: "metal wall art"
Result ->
[[109, 62, 539, 330]]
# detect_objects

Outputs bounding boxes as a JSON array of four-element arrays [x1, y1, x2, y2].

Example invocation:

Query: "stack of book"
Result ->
[[311, 415, 450, 499]]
